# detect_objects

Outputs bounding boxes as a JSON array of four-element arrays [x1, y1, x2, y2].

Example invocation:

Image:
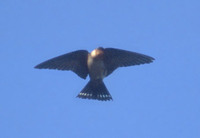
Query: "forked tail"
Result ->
[[77, 79, 113, 101]]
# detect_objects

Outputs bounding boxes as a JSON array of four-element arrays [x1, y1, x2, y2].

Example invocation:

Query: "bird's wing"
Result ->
[[103, 48, 155, 76], [35, 50, 89, 79]]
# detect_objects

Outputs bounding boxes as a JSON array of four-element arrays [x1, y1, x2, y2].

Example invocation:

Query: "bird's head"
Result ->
[[90, 47, 104, 59]]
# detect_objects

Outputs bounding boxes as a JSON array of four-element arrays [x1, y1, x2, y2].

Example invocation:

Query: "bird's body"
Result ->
[[87, 48, 107, 80], [35, 47, 154, 101]]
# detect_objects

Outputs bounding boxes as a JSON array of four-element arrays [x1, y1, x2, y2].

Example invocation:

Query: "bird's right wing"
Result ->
[[103, 48, 155, 76], [35, 50, 89, 79]]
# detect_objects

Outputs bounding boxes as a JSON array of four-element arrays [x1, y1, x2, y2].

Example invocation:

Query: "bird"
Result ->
[[34, 47, 154, 101]]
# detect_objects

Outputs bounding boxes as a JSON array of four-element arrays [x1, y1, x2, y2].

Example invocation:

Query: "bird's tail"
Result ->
[[77, 79, 113, 101]]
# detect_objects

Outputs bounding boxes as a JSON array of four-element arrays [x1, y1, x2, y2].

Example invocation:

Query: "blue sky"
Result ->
[[1, 0, 200, 138]]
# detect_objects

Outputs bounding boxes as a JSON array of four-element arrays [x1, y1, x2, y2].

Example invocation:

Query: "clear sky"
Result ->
[[1, 0, 200, 138]]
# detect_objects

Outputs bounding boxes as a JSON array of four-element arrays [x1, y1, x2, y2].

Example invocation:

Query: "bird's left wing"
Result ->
[[35, 50, 89, 79], [103, 48, 155, 76]]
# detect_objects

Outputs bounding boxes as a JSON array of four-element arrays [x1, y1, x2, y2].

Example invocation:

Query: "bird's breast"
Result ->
[[87, 56, 107, 80]]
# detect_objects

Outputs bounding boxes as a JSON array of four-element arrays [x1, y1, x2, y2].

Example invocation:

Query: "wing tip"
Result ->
[[151, 56, 155, 61], [34, 64, 48, 69], [34, 64, 41, 69], [146, 56, 155, 63], [34, 65, 40, 69]]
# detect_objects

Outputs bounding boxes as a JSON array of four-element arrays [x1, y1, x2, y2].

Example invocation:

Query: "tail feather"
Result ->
[[77, 79, 113, 101]]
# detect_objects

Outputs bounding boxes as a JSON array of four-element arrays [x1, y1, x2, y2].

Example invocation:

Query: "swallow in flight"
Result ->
[[35, 47, 154, 101]]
